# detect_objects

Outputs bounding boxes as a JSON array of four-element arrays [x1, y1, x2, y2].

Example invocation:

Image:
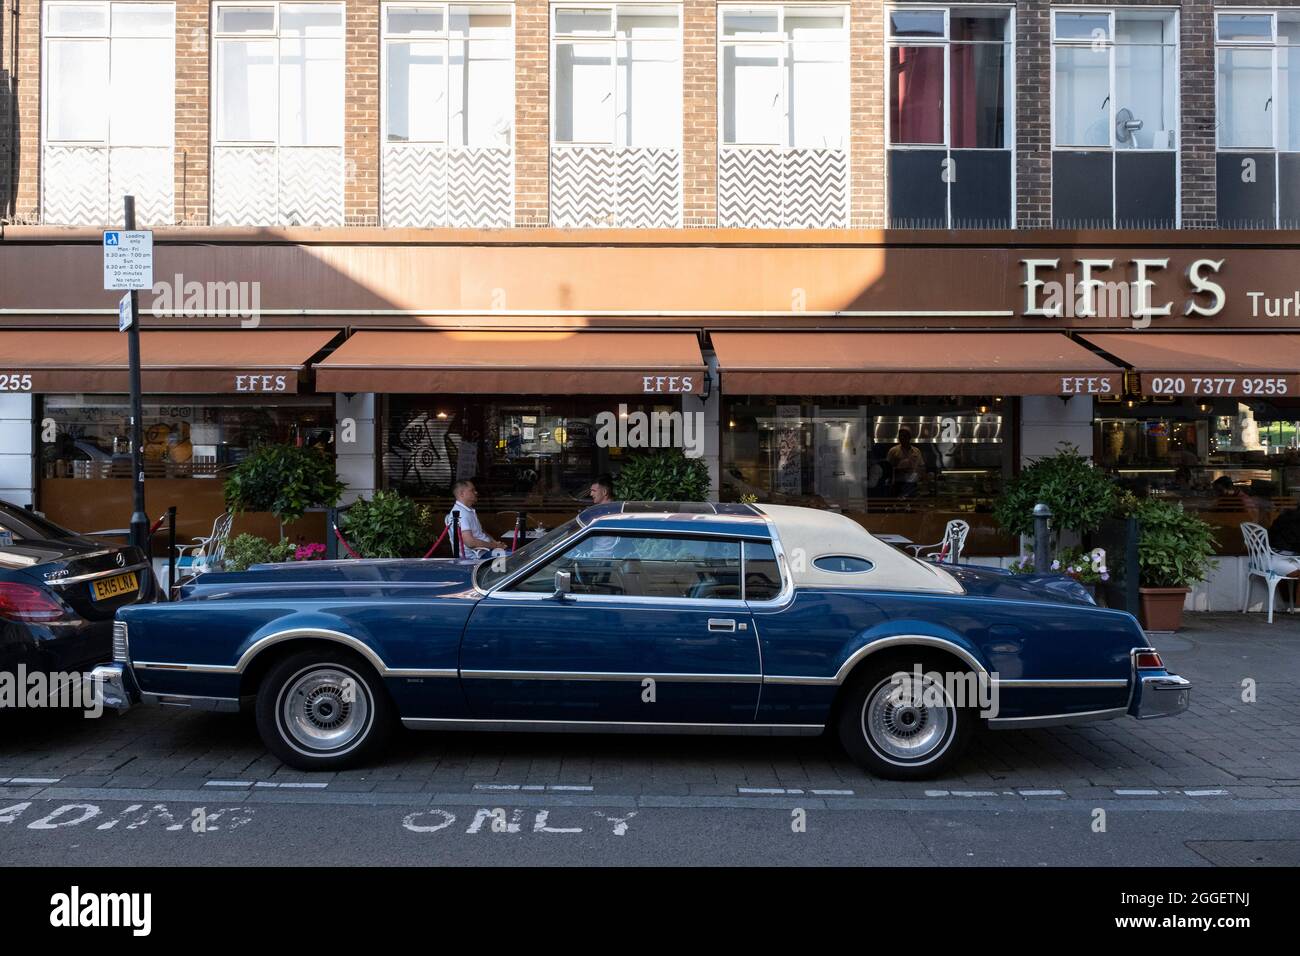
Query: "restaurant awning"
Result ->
[[710, 332, 1123, 396], [0, 329, 339, 393], [1080, 333, 1300, 399], [314, 330, 707, 395]]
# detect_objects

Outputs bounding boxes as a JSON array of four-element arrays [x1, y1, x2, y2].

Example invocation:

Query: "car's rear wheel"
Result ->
[[837, 653, 974, 780], [255, 649, 394, 771]]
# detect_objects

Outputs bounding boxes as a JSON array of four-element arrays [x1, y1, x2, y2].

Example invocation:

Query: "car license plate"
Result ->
[[90, 571, 138, 601]]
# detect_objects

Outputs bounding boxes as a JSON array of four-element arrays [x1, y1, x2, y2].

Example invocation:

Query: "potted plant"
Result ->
[[224, 533, 297, 571], [223, 443, 347, 540], [337, 490, 435, 558], [1131, 498, 1217, 631], [993, 443, 1117, 550], [1052, 546, 1110, 602], [614, 449, 710, 502]]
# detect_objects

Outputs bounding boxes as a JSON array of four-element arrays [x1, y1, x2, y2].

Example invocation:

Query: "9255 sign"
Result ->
[[0, 374, 33, 392], [1146, 375, 1293, 397]]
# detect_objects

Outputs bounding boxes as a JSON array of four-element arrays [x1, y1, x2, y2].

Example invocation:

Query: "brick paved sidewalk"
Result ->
[[2, 613, 1297, 800]]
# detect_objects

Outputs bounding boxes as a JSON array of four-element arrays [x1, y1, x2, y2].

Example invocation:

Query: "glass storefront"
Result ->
[[720, 394, 1016, 555], [381, 394, 684, 528], [39, 394, 335, 479], [1094, 398, 1300, 553]]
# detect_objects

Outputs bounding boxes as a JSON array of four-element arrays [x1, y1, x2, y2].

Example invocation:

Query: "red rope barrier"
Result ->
[[422, 523, 450, 560], [332, 524, 362, 559]]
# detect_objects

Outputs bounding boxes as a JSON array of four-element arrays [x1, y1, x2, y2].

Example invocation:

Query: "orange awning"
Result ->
[[314, 330, 707, 395], [0, 329, 339, 393], [1082, 333, 1300, 399], [711, 332, 1123, 396]]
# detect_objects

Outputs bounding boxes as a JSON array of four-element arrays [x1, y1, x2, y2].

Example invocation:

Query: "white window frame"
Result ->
[[379, 2, 515, 150], [883, 4, 1015, 228], [210, 0, 346, 149], [549, 2, 684, 149], [1213, 8, 1300, 153], [716, 3, 850, 151], [1049, 5, 1181, 227], [41, 0, 177, 148]]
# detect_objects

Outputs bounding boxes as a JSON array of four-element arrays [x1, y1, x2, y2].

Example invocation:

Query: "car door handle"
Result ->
[[708, 618, 738, 632]]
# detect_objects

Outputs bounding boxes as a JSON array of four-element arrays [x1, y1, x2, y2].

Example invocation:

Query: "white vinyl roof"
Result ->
[[757, 504, 963, 594]]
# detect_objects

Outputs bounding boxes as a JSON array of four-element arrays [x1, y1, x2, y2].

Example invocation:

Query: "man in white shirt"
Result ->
[[446, 479, 507, 558]]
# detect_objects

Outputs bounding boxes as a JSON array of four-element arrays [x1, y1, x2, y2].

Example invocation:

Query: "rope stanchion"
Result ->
[[332, 524, 362, 560], [422, 523, 450, 559]]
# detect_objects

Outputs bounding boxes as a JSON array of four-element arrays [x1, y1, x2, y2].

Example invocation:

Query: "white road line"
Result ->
[[810, 789, 855, 796], [7, 777, 60, 784], [737, 787, 790, 795], [204, 780, 254, 788], [550, 785, 595, 792], [951, 790, 998, 797], [276, 782, 329, 789], [1018, 789, 1066, 796], [1183, 789, 1229, 796], [473, 784, 521, 791], [1114, 788, 1162, 796], [924, 789, 950, 797]]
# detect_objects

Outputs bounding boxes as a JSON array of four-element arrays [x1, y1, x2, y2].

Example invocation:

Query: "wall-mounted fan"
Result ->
[[1115, 107, 1144, 145]]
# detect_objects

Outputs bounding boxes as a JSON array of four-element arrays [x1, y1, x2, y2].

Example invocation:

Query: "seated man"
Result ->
[[446, 479, 507, 558]]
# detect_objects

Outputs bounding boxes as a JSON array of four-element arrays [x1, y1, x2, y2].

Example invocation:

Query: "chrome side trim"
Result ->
[[994, 679, 1129, 689], [985, 707, 1128, 730], [459, 669, 762, 684], [401, 717, 824, 736], [49, 561, 151, 587], [134, 660, 238, 673], [764, 635, 991, 686], [140, 692, 242, 713]]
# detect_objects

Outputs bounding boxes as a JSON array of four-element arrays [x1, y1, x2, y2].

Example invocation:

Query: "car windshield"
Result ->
[[0, 503, 78, 542], [475, 518, 583, 590]]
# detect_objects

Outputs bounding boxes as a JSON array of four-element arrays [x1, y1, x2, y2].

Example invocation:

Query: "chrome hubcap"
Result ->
[[862, 674, 952, 763], [280, 666, 370, 754]]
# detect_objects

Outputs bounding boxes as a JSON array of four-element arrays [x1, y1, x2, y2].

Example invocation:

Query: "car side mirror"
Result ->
[[553, 570, 572, 599]]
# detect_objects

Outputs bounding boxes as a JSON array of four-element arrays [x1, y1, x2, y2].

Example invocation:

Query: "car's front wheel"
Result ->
[[255, 649, 394, 771], [837, 653, 974, 780]]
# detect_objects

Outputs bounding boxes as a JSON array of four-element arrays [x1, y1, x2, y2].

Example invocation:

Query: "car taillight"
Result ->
[[0, 583, 68, 623], [1135, 650, 1164, 669]]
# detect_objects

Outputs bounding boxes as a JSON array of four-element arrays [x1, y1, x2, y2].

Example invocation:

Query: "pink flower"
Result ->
[[294, 542, 326, 561]]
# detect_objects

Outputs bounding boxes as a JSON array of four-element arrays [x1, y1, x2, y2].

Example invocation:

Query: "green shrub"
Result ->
[[1133, 498, 1218, 588], [224, 443, 346, 531], [994, 443, 1117, 538], [615, 449, 710, 502], [225, 533, 296, 571], [337, 490, 434, 559]]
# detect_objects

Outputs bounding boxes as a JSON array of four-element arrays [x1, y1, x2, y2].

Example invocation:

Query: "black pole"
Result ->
[[124, 195, 149, 552], [166, 505, 177, 600], [1033, 503, 1053, 573], [451, 511, 461, 558]]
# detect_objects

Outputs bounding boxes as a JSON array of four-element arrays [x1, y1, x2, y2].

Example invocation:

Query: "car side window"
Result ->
[[743, 541, 783, 601], [511, 534, 742, 600]]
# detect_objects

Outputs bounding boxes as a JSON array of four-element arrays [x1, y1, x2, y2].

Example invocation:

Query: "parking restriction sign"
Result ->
[[103, 230, 154, 290]]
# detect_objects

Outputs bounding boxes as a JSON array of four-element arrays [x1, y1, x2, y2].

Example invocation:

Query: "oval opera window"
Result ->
[[812, 554, 875, 574]]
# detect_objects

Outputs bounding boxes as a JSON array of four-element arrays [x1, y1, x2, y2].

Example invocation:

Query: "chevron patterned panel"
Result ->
[[211, 146, 277, 226], [42, 146, 110, 225], [617, 147, 680, 228], [109, 147, 174, 225], [781, 148, 849, 228], [279, 147, 344, 226], [448, 148, 513, 228], [383, 145, 448, 227], [551, 146, 619, 228], [717, 148, 783, 228]]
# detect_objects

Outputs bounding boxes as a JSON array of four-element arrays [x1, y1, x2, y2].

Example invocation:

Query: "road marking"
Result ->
[[205, 780, 329, 790], [7, 778, 61, 785], [1183, 789, 1229, 797], [950, 790, 998, 797], [1018, 789, 1066, 797], [204, 781, 254, 788], [1114, 788, 1162, 796], [473, 783, 596, 793], [810, 789, 855, 796]]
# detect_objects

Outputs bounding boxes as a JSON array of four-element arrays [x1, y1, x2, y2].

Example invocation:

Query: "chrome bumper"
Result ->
[[1133, 674, 1191, 719], [83, 663, 138, 713]]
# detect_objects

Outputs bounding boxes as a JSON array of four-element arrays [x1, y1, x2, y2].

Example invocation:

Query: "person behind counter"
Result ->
[[887, 427, 926, 499]]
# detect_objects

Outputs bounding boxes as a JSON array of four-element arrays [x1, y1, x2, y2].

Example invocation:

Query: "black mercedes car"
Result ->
[[0, 500, 157, 684]]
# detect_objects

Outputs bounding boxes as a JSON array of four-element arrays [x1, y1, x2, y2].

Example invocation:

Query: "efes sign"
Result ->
[[1021, 257, 1226, 322]]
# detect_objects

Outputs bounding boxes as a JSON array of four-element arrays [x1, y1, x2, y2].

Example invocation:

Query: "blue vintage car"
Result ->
[[88, 502, 1190, 779]]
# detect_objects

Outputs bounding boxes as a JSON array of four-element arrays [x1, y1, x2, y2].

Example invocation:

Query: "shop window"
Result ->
[[381, 395, 684, 532], [38, 395, 335, 480], [717, 4, 850, 227], [1215, 11, 1300, 227], [40, 1, 176, 225], [211, 1, 346, 225], [720, 395, 1016, 556], [549, 3, 682, 227], [1051, 9, 1178, 228], [887, 6, 1013, 228], [1094, 399, 1300, 556], [380, 2, 514, 227]]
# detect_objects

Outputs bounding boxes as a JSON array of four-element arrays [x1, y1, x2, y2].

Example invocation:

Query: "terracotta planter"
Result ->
[[1138, 586, 1190, 631]]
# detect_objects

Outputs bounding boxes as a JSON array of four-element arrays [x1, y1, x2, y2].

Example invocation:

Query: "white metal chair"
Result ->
[[1240, 522, 1300, 623], [907, 519, 970, 565], [175, 511, 234, 578]]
